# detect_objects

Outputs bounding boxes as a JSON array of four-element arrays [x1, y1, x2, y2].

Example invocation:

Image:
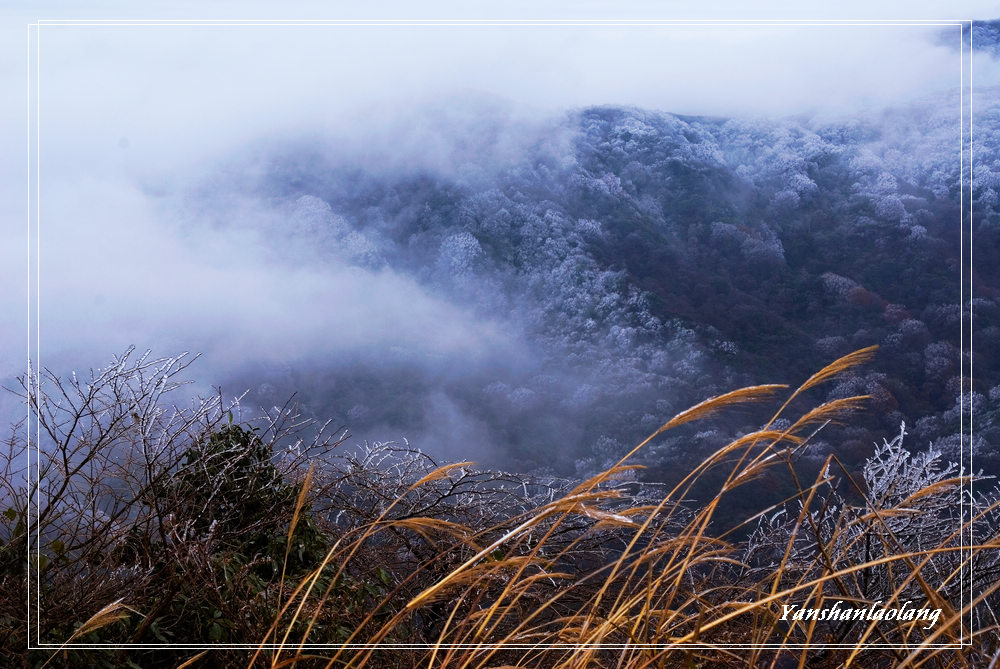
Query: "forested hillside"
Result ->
[[183, 88, 999, 480]]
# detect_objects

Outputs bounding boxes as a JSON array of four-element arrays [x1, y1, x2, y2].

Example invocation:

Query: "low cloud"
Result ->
[[33, 173, 522, 373], [3, 7, 994, 467]]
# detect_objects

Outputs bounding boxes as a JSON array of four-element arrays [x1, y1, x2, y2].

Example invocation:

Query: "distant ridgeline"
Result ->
[[206, 91, 1000, 481]]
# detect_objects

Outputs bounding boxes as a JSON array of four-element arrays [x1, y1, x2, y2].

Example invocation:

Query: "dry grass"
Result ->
[[248, 348, 1000, 669]]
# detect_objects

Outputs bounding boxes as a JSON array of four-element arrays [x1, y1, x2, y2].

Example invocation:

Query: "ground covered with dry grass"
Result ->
[[2, 346, 998, 668]]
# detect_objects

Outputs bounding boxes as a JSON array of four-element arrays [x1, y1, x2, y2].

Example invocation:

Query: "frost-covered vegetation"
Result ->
[[2, 348, 998, 667]]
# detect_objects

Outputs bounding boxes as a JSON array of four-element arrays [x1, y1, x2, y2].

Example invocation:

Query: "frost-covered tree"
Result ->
[[745, 423, 1000, 641]]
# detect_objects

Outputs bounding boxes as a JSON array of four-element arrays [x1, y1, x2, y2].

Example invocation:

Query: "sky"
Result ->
[[1, 0, 998, 434]]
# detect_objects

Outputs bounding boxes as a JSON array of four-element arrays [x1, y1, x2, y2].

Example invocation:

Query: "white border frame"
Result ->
[[24, 17, 975, 655]]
